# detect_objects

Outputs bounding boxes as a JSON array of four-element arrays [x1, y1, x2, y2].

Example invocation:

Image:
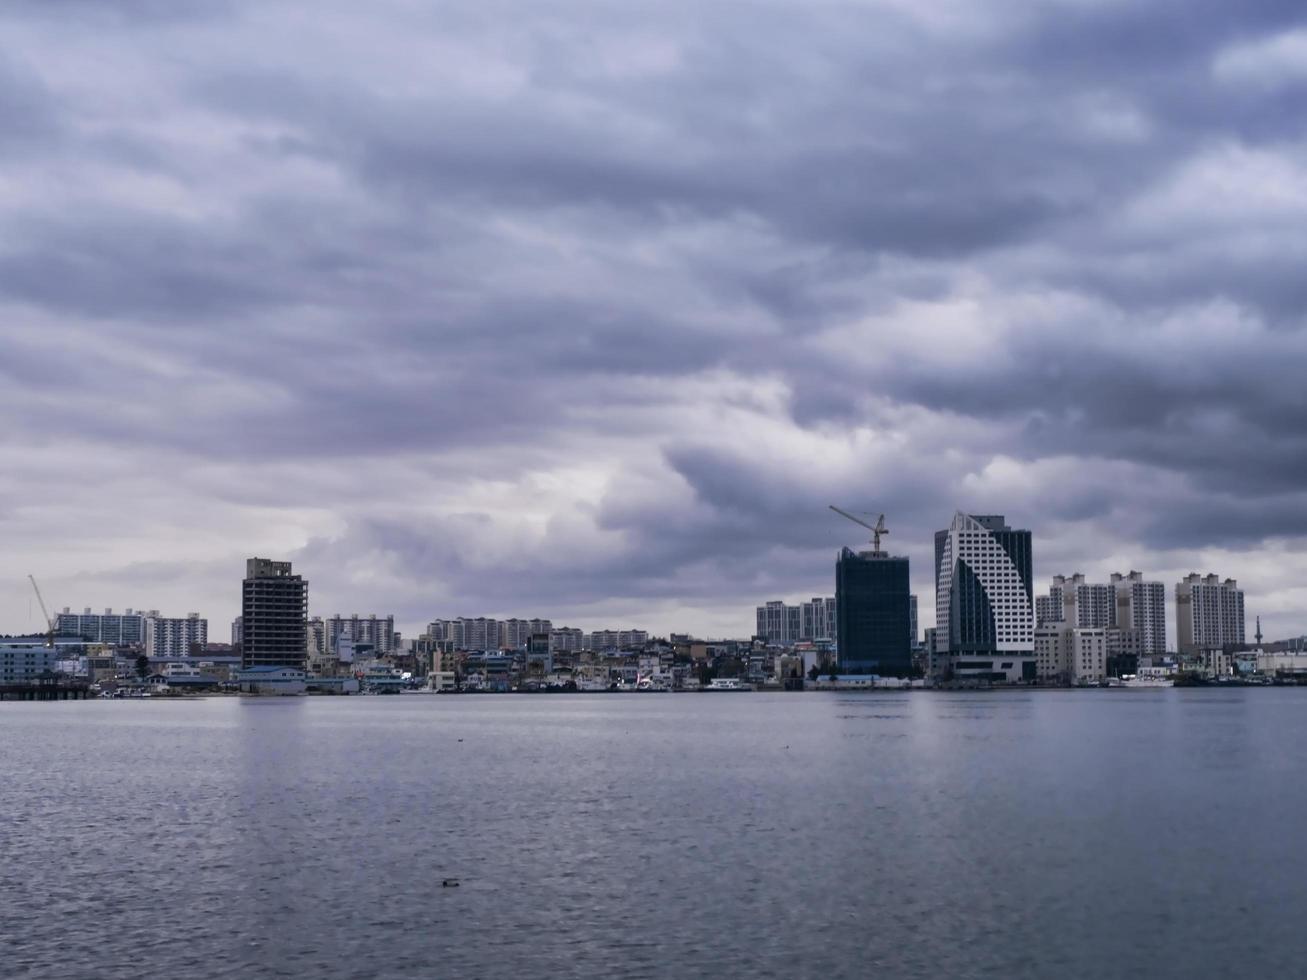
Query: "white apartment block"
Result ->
[[1037, 574, 1114, 628], [1070, 628, 1109, 684], [586, 629, 649, 650], [1111, 571, 1167, 656], [756, 601, 802, 644], [427, 617, 501, 651], [144, 613, 208, 659], [501, 618, 553, 651], [1176, 574, 1245, 655], [427, 617, 554, 651], [1034, 627, 1063, 683], [757, 598, 837, 645], [548, 627, 584, 653], [803, 597, 838, 642], [54, 608, 146, 646], [1034, 626, 1109, 685], [315, 614, 396, 657], [425, 618, 646, 652], [1037, 571, 1168, 656]]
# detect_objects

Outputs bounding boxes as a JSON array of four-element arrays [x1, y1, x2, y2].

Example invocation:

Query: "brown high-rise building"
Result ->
[[241, 558, 308, 669]]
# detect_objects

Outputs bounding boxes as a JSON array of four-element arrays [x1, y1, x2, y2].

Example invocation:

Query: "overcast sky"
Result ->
[[4, 0, 1307, 644]]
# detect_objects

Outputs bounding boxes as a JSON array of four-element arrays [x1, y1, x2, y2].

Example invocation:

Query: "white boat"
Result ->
[[705, 678, 752, 691], [1119, 674, 1174, 688]]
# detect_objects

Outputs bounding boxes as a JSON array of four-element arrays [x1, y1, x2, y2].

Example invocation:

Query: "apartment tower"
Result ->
[[240, 558, 308, 669]]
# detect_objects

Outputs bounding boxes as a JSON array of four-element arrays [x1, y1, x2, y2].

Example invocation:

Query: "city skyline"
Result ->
[[7, 535, 1287, 651], [5, 2, 1307, 644]]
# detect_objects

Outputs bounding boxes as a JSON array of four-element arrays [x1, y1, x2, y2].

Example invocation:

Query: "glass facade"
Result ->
[[836, 548, 912, 676]]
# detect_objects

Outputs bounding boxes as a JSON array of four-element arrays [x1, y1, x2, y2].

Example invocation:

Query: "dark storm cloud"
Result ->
[[5, 0, 1307, 637]]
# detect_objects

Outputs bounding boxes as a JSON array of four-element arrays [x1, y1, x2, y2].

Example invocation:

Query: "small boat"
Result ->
[[1119, 674, 1174, 689], [705, 678, 752, 692]]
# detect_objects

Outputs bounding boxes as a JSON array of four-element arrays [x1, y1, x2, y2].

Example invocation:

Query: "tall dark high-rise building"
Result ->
[[933, 513, 1035, 683], [836, 547, 912, 675], [241, 558, 308, 669]]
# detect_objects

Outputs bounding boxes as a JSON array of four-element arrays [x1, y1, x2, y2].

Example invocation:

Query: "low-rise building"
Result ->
[[0, 638, 59, 683], [235, 666, 306, 695], [427, 671, 457, 692]]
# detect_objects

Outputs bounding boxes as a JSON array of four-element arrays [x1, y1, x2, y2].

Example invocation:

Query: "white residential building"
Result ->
[[1111, 571, 1167, 656], [144, 613, 208, 659], [756, 601, 802, 644], [586, 629, 649, 650], [427, 617, 502, 651], [427, 617, 555, 651], [1037, 574, 1115, 628], [757, 598, 837, 645], [1034, 626, 1109, 685], [316, 614, 396, 658], [1176, 574, 1244, 655], [54, 608, 145, 646], [548, 627, 584, 653], [1037, 571, 1168, 657], [501, 618, 553, 650]]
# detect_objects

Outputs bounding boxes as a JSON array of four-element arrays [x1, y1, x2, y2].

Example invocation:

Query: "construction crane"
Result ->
[[27, 574, 56, 647], [829, 505, 888, 555]]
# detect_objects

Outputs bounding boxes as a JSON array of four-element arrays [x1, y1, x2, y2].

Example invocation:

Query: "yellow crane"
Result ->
[[27, 574, 56, 647], [829, 505, 888, 555]]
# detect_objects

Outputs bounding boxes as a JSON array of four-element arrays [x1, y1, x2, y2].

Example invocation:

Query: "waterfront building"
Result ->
[[933, 513, 1035, 683], [143, 612, 208, 659], [1176, 573, 1245, 655], [1112, 572, 1167, 656], [1035, 626, 1109, 685], [54, 608, 145, 646], [836, 547, 912, 676], [1, 637, 60, 683], [241, 558, 308, 670], [235, 665, 307, 695]]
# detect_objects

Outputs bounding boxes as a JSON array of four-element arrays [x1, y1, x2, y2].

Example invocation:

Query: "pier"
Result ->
[[0, 677, 93, 701]]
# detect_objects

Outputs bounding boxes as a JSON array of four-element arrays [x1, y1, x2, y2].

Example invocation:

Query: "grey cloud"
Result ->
[[3, 0, 1307, 639], [5, 0, 235, 26]]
